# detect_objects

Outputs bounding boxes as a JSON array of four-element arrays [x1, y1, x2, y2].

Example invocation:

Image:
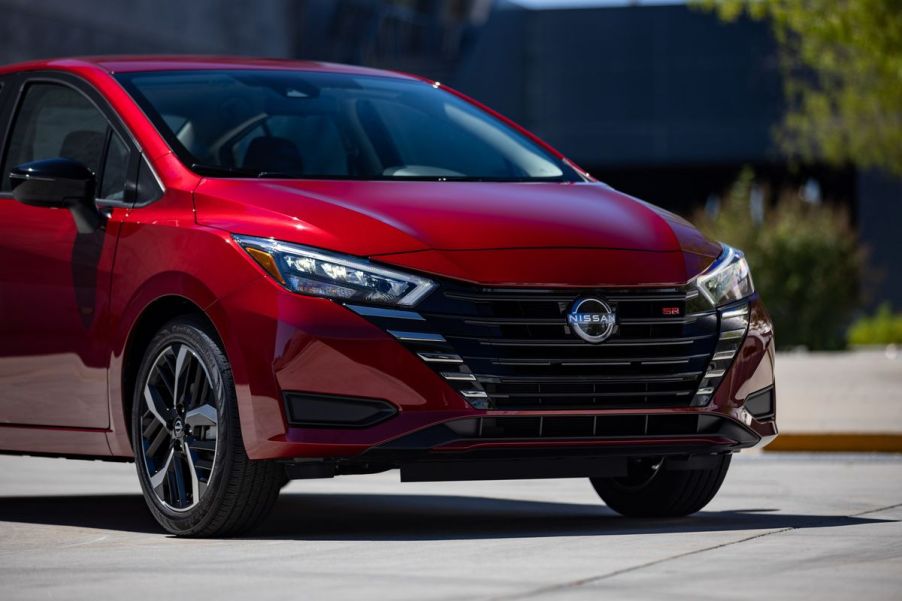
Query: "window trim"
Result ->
[[0, 73, 21, 195], [0, 71, 146, 207]]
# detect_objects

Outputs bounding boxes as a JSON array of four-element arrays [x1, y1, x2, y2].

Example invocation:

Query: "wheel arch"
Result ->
[[119, 295, 222, 446], [107, 270, 235, 457]]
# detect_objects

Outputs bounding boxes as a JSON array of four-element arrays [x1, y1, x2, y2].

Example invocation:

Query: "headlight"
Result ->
[[696, 245, 754, 306], [234, 235, 436, 306]]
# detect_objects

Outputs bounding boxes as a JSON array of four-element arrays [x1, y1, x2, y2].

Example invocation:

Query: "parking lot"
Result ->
[[1, 452, 900, 600]]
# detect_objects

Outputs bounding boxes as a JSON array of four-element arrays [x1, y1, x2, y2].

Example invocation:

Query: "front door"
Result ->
[[0, 77, 132, 428]]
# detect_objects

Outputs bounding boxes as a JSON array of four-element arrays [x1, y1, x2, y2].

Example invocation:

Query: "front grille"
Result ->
[[349, 281, 740, 411]]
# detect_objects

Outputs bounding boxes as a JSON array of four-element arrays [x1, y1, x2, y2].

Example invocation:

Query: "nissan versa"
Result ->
[[0, 57, 776, 537]]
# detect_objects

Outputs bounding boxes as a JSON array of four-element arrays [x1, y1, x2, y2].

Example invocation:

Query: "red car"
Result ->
[[0, 56, 776, 536]]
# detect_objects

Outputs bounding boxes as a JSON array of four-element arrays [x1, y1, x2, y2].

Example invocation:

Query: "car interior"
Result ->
[[119, 71, 566, 180]]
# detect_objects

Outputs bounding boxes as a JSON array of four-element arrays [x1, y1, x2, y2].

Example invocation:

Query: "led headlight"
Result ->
[[696, 245, 754, 306], [234, 235, 436, 306]]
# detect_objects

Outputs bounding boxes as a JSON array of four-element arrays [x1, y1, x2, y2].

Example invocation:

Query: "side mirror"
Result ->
[[9, 158, 101, 233]]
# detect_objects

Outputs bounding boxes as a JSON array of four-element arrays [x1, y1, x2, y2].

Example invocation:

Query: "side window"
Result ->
[[99, 131, 128, 200], [1, 83, 109, 191]]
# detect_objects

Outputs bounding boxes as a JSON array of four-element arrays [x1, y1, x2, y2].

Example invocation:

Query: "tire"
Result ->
[[131, 316, 283, 537], [590, 454, 732, 518]]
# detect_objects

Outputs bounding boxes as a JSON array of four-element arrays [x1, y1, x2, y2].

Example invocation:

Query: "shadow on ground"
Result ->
[[0, 492, 892, 539]]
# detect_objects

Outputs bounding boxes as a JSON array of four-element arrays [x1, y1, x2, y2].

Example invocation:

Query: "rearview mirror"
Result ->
[[9, 158, 101, 233]]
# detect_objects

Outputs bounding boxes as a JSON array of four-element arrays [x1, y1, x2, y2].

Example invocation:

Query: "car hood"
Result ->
[[195, 179, 721, 286]]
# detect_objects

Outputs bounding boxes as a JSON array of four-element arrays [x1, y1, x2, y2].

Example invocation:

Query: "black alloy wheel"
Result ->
[[132, 316, 283, 537]]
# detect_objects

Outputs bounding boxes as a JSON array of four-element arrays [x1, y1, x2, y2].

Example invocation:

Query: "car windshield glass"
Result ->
[[116, 70, 580, 182]]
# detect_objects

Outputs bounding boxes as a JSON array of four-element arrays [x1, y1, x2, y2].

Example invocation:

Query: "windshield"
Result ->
[[116, 70, 580, 182]]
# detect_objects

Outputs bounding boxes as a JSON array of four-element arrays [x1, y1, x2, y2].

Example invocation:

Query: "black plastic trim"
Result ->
[[744, 386, 776, 421], [279, 451, 734, 482], [283, 392, 398, 428], [375, 413, 760, 452], [400, 456, 630, 482]]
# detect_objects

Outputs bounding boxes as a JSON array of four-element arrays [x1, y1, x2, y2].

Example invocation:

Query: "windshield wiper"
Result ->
[[191, 163, 305, 179], [191, 163, 263, 177], [379, 176, 567, 183], [190, 164, 570, 182]]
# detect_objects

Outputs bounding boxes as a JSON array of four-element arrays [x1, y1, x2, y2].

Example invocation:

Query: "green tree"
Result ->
[[848, 303, 902, 345], [698, 0, 902, 175], [693, 167, 865, 350]]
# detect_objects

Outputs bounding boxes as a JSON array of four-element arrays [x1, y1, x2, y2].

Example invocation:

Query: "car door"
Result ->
[[0, 73, 136, 429]]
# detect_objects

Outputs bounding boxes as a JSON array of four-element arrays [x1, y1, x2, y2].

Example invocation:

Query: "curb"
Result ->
[[764, 433, 902, 453]]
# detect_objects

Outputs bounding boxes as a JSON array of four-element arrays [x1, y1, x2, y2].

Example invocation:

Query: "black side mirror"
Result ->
[[9, 158, 102, 234]]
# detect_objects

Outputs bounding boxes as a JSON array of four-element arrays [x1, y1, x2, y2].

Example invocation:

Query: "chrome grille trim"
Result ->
[[387, 330, 446, 343], [417, 352, 463, 363], [441, 372, 477, 381], [719, 328, 746, 340], [691, 301, 751, 406], [346, 305, 425, 320]]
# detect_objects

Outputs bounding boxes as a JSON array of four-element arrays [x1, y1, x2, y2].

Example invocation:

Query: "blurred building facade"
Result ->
[[0, 0, 898, 308]]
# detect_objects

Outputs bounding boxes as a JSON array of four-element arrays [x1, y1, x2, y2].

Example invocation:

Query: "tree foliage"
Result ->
[[693, 167, 865, 350], [699, 0, 902, 175], [848, 303, 902, 345]]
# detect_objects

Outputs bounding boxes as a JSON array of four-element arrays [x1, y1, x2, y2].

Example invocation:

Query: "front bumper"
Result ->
[[211, 276, 777, 463]]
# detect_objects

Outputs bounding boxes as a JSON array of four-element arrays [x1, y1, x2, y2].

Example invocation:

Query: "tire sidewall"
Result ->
[[591, 454, 732, 517], [131, 318, 237, 534]]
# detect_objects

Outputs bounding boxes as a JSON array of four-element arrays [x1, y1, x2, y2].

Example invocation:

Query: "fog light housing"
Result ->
[[744, 386, 776, 420], [284, 392, 397, 428]]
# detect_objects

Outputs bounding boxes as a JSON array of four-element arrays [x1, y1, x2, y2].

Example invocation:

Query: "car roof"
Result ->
[[0, 55, 419, 80]]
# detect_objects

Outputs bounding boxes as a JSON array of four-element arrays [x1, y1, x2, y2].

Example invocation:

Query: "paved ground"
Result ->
[[1, 453, 900, 600], [775, 348, 902, 434]]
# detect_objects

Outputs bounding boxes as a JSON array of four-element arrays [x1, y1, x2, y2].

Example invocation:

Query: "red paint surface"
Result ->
[[0, 57, 775, 460]]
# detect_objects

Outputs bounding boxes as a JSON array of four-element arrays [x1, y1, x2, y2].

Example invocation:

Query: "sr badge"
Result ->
[[567, 297, 616, 343]]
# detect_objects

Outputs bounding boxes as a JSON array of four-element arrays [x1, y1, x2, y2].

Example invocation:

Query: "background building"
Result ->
[[1, 0, 898, 308]]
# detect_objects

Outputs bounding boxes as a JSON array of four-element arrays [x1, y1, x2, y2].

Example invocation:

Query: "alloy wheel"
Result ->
[[138, 343, 220, 512]]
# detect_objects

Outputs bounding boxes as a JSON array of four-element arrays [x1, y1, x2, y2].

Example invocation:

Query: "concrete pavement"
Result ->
[[774, 349, 902, 434], [0, 453, 900, 600], [769, 349, 902, 451]]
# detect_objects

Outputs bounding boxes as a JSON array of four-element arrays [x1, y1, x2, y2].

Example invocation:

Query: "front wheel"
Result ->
[[590, 454, 732, 518], [131, 316, 283, 537]]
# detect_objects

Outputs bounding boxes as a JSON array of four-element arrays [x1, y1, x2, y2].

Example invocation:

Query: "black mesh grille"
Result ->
[[410, 282, 719, 410]]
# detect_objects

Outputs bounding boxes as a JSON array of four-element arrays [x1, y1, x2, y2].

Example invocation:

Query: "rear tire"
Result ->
[[131, 316, 283, 537], [590, 454, 731, 517]]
